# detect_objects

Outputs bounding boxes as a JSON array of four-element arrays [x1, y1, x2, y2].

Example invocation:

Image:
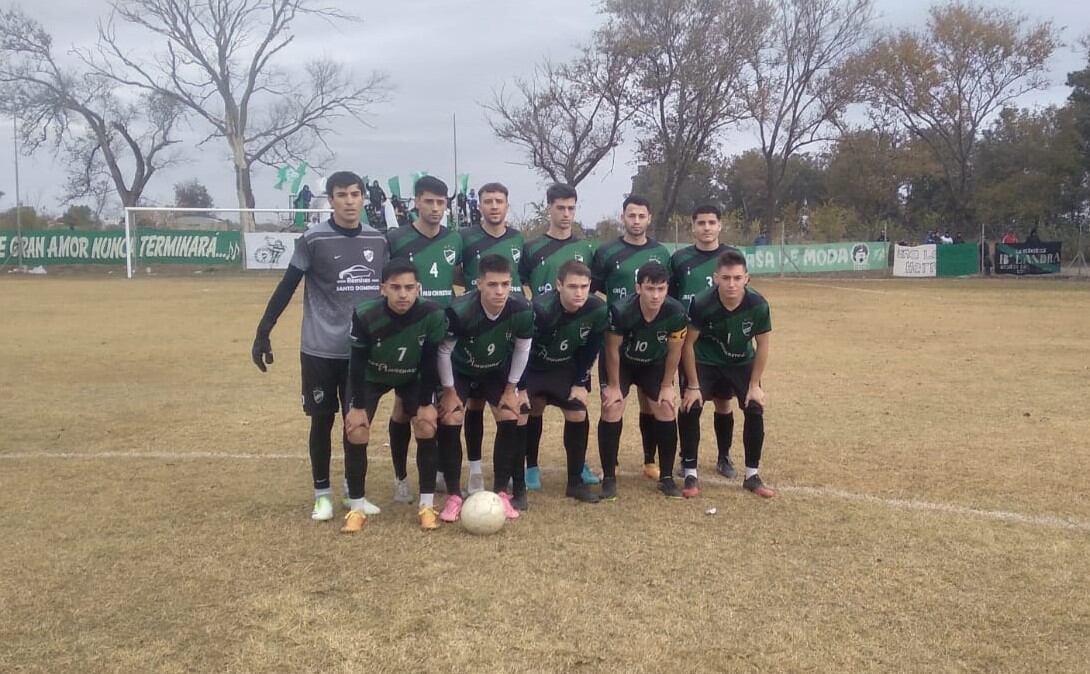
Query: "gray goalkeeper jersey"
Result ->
[[289, 219, 387, 359]]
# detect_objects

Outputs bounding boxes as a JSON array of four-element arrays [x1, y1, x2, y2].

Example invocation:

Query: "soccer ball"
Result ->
[[460, 491, 506, 535]]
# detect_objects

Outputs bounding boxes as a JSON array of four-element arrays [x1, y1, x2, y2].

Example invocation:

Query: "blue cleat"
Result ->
[[525, 466, 543, 490], [581, 463, 601, 485]]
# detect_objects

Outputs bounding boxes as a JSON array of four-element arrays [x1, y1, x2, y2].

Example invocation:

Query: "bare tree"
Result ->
[[485, 46, 632, 186], [743, 0, 872, 232], [88, 0, 387, 229], [856, 1, 1058, 228], [0, 7, 184, 211], [598, 0, 770, 237]]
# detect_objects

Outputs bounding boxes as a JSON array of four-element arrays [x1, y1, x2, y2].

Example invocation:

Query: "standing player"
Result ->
[[519, 183, 600, 487], [679, 249, 775, 499], [385, 176, 463, 499], [523, 260, 608, 502], [591, 195, 673, 481], [597, 262, 687, 500], [458, 182, 525, 494], [669, 204, 740, 479], [437, 255, 534, 520], [342, 259, 447, 531], [251, 171, 387, 522]]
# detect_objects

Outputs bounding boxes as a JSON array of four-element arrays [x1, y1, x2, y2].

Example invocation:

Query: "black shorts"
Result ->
[[357, 379, 436, 422], [524, 365, 590, 411], [453, 369, 520, 408], [300, 353, 349, 416], [598, 357, 667, 400], [681, 361, 755, 405]]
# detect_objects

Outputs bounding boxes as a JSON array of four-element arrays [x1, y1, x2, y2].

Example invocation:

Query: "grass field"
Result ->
[[2, 273, 1089, 673]]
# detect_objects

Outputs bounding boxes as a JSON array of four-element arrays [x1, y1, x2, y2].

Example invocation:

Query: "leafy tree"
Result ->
[[174, 179, 216, 209]]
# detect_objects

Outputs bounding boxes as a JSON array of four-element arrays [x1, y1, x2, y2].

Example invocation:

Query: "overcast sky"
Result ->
[[0, 0, 1087, 227]]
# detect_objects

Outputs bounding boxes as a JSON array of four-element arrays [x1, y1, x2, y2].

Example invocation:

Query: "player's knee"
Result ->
[[714, 398, 733, 414], [563, 409, 587, 423], [744, 400, 764, 416], [494, 407, 518, 423], [652, 405, 676, 422], [412, 410, 437, 438], [346, 426, 370, 445], [440, 409, 464, 426], [600, 406, 623, 423]]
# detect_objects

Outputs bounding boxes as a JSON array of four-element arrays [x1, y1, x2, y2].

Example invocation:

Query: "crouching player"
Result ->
[[342, 259, 448, 532], [678, 249, 775, 498], [598, 262, 688, 500], [523, 260, 609, 503], [437, 254, 534, 520]]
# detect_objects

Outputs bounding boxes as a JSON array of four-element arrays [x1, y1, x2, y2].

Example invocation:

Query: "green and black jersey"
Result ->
[[670, 243, 737, 306], [607, 295, 688, 365], [386, 224, 463, 306], [591, 237, 672, 305], [350, 297, 447, 386], [688, 286, 771, 366], [459, 224, 525, 292], [446, 291, 534, 377], [529, 292, 608, 372], [520, 234, 597, 298]]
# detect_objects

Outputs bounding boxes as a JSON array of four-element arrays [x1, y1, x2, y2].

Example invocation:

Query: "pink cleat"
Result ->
[[497, 491, 521, 520], [439, 494, 463, 522]]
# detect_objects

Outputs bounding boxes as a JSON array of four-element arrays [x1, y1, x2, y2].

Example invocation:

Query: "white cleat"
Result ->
[[467, 471, 485, 495], [393, 478, 414, 504], [311, 495, 334, 521]]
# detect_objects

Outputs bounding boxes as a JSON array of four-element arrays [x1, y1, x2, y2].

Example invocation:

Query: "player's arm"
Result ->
[[437, 336, 462, 415], [681, 325, 703, 411], [746, 331, 770, 408], [500, 337, 532, 413], [659, 327, 686, 409], [251, 264, 304, 372]]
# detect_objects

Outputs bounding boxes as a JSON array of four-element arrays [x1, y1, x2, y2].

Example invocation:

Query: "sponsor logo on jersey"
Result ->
[[649, 255, 662, 263], [742, 320, 753, 337], [339, 264, 377, 282], [443, 247, 456, 265]]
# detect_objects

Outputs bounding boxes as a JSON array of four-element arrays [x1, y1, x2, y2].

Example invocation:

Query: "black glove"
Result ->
[[252, 332, 274, 372]]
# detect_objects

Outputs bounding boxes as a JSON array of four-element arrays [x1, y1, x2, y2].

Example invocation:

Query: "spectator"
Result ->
[[939, 231, 953, 244], [953, 232, 965, 244], [1002, 228, 1018, 244], [1026, 226, 1041, 244], [980, 240, 992, 276], [368, 180, 387, 208]]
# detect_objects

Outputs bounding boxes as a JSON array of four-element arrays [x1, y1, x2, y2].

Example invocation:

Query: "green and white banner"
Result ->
[[0, 230, 241, 266], [742, 241, 889, 275]]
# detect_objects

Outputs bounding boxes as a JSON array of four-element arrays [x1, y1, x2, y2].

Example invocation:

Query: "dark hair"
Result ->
[[478, 182, 509, 197], [557, 259, 592, 283], [623, 194, 652, 212], [636, 261, 669, 285], [325, 171, 365, 197], [692, 204, 721, 220], [546, 183, 578, 204], [414, 175, 448, 198], [382, 257, 418, 283], [717, 248, 748, 271], [478, 253, 511, 277]]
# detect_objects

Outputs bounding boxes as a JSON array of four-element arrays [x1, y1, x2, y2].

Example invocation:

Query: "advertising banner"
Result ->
[[0, 230, 128, 265], [893, 244, 937, 277], [243, 232, 302, 270], [742, 241, 889, 275], [135, 229, 241, 265], [994, 242, 1061, 275]]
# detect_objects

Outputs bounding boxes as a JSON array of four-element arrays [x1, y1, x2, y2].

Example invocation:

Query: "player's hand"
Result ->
[[744, 384, 766, 408], [251, 334, 273, 372], [438, 388, 463, 417], [601, 385, 622, 410], [567, 385, 589, 408], [657, 384, 677, 413], [344, 407, 369, 444], [682, 387, 703, 412], [498, 386, 520, 415]]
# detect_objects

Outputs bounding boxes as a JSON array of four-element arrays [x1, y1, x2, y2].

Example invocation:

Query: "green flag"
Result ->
[[273, 166, 291, 190], [289, 162, 308, 194], [388, 176, 401, 199], [458, 173, 469, 195], [410, 171, 428, 191]]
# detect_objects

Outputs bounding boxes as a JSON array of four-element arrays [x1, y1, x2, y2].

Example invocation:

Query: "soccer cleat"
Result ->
[[580, 463, 601, 485], [342, 496, 383, 515], [340, 510, 366, 533], [418, 506, 440, 530], [682, 475, 700, 498], [511, 489, 529, 512], [439, 494, 463, 522], [716, 457, 738, 479], [467, 471, 485, 495], [393, 478, 413, 504], [599, 477, 618, 501], [743, 474, 776, 498], [565, 482, 600, 503], [497, 491, 521, 519], [435, 472, 447, 494], [658, 477, 683, 499], [525, 466, 542, 491], [642, 463, 660, 480], [311, 495, 334, 521]]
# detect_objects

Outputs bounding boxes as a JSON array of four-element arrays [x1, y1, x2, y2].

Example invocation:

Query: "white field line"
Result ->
[[774, 280, 888, 294], [3, 450, 1089, 533]]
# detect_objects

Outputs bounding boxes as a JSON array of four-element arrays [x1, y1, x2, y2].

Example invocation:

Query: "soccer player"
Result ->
[[385, 176, 463, 498], [251, 171, 388, 522], [669, 204, 740, 478], [343, 259, 447, 531], [679, 249, 776, 499], [591, 195, 673, 481], [519, 183, 600, 487], [597, 262, 688, 500], [458, 182, 525, 494], [523, 260, 608, 502], [437, 255, 534, 520]]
